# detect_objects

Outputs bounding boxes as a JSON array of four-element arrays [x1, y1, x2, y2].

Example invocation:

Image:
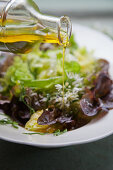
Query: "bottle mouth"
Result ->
[[58, 16, 72, 46]]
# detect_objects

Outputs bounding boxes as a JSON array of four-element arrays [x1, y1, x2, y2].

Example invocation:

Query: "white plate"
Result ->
[[0, 23, 113, 148]]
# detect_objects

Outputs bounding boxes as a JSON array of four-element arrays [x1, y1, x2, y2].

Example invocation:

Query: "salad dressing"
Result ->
[[62, 46, 66, 106], [62, 33, 69, 107]]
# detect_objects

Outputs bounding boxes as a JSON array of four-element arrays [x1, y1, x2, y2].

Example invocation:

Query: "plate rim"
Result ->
[[0, 126, 113, 148]]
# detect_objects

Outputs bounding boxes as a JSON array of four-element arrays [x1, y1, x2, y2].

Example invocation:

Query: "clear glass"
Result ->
[[0, 0, 72, 53]]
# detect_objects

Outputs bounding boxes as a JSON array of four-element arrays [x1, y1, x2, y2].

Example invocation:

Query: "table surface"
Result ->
[[1, 2, 113, 169], [0, 134, 113, 170]]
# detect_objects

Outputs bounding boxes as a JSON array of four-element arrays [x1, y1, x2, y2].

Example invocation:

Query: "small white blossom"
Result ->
[[40, 97, 47, 102], [55, 84, 62, 91], [51, 73, 84, 108], [65, 82, 69, 87], [67, 72, 83, 83]]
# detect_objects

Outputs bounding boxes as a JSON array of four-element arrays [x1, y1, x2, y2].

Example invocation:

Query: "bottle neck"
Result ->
[[26, 1, 72, 45], [35, 15, 72, 46]]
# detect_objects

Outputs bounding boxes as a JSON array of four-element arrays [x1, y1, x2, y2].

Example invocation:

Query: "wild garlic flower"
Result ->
[[51, 73, 84, 108], [55, 84, 62, 92], [67, 72, 83, 86]]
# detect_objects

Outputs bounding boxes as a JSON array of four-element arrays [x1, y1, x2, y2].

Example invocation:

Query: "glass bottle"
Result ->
[[0, 0, 72, 53]]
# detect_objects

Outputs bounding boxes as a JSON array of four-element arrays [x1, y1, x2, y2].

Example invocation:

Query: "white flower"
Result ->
[[67, 72, 83, 82], [55, 84, 62, 91], [51, 73, 84, 108], [40, 97, 47, 102]]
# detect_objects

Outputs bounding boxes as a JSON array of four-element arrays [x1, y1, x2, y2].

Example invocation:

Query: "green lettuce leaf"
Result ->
[[5, 56, 33, 86], [69, 34, 78, 49], [21, 76, 62, 89], [65, 61, 80, 73]]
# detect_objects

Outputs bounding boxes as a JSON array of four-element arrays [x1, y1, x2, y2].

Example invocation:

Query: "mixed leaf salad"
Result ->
[[0, 35, 113, 135]]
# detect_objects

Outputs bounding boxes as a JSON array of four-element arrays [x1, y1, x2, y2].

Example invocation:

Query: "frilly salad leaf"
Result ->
[[57, 52, 81, 75], [73, 47, 96, 73], [64, 61, 80, 73], [4, 56, 33, 86]]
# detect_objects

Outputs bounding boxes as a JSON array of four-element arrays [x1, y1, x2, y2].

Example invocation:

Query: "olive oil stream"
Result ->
[[62, 46, 66, 107], [62, 34, 69, 107]]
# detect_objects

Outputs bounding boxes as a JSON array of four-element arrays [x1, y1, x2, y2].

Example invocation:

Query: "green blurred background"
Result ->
[[36, 0, 113, 15], [35, 0, 113, 38]]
